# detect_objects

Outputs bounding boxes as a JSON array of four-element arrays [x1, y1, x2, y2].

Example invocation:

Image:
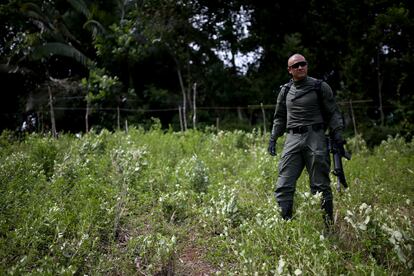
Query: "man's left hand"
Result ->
[[268, 137, 277, 156]]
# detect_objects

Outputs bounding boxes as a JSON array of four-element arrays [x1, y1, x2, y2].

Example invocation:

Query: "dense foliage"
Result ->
[[0, 127, 413, 274], [1, 0, 413, 143]]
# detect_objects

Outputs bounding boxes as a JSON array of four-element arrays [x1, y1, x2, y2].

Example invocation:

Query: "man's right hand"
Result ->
[[268, 137, 277, 156]]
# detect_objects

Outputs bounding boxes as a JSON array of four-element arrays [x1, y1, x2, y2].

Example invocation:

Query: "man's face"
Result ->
[[287, 55, 308, 81]]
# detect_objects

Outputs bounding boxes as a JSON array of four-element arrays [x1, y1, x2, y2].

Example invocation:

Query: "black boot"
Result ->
[[279, 201, 293, 220], [321, 199, 334, 230]]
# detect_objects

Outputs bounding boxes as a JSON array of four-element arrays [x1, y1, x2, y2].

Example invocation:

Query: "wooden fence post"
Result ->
[[349, 99, 358, 136], [178, 105, 183, 132], [85, 99, 90, 133], [117, 106, 120, 131], [261, 102, 266, 137]]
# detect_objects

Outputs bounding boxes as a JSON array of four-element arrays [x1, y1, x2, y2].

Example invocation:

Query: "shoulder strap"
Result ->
[[280, 79, 293, 101], [314, 79, 323, 105], [314, 79, 331, 127]]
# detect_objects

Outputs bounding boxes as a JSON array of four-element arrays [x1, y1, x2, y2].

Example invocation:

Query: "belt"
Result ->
[[287, 123, 324, 134]]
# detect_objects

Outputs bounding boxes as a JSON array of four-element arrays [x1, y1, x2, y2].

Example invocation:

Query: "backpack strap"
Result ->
[[280, 79, 293, 101], [280, 79, 293, 95], [314, 79, 323, 104], [314, 79, 330, 128], [272, 80, 292, 125]]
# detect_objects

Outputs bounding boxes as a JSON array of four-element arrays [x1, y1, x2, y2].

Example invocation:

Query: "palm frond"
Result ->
[[20, 2, 43, 15], [83, 19, 107, 37], [30, 42, 92, 68], [67, 0, 91, 19], [55, 20, 81, 44]]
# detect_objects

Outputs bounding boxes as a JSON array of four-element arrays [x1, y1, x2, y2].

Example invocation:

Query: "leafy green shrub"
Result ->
[[129, 233, 177, 275], [23, 134, 58, 178], [345, 133, 369, 155], [201, 186, 241, 234], [362, 125, 400, 148], [342, 202, 413, 270], [175, 154, 210, 194]]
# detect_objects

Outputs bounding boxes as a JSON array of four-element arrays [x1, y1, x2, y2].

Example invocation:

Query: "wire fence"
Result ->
[[47, 99, 374, 113], [8, 98, 378, 136]]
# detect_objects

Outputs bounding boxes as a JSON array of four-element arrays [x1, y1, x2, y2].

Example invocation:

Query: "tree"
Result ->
[[0, 0, 413, 139]]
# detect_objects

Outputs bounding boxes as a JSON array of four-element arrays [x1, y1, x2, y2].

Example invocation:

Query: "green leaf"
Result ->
[[30, 42, 92, 68]]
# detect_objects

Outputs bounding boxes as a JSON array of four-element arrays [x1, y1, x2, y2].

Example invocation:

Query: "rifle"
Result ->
[[327, 136, 351, 192]]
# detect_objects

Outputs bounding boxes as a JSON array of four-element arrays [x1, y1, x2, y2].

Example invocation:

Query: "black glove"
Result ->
[[332, 130, 347, 157], [268, 137, 277, 156]]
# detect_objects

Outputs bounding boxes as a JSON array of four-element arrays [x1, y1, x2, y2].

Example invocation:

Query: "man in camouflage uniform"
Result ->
[[268, 53, 345, 225]]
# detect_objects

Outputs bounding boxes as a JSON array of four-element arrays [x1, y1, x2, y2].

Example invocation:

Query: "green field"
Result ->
[[1, 125, 413, 275]]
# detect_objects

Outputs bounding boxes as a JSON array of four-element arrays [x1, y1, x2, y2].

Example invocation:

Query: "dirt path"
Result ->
[[174, 233, 218, 275]]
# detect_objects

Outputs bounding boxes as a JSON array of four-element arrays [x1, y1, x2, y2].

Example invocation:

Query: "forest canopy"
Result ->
[[1, 0, 413, 145]]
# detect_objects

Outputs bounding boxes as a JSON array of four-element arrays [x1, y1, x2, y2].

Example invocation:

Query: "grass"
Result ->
[[0, 126, 413, 275]]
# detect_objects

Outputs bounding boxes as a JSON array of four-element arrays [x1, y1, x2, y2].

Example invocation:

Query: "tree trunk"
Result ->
[[349, 99, 359, 152], [48, 86, 57, 138], [377, 50, 384, 126], [186, 61, 193, 110], [85, 99, 90, 133], [117, 106, 120, 130], [176, 67, 187, 130], [193, 82, 197, 130], [349, 99, 358, 136], [178, 105, 183, 132], [261, 103, 266, 136], [237, 107, 243, 121]]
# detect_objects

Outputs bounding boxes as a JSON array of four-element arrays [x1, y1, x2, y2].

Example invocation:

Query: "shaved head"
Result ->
[[287, 53, 308, 81], [288, 54, 306, 67]]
